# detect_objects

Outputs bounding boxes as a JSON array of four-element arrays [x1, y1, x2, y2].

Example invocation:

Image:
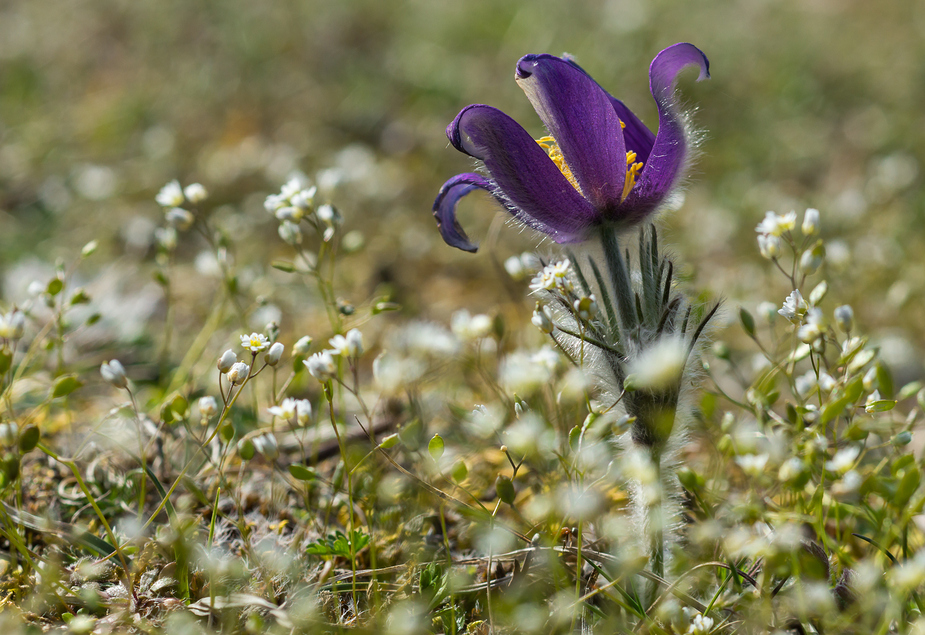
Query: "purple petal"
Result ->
[[515, 54, 627, 211], [447, 104, 599, 242], [622, 43, 710, 214], [561, 56, 655, 164], [433, 173, 491, 252]]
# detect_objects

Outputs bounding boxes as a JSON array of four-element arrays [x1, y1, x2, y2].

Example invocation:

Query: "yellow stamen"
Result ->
[[537, 134, 644, 203], [537, 136, 583, 194], [623, 150, 644, 202]]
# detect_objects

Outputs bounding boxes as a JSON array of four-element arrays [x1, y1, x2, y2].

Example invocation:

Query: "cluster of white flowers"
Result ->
[[217, 349, 250, 385], [754, 208, 818, 261], [451, 310, 493, 341], [303, 328, 364, 382], [264, 177, 342, 244], [155, 180, 208, 234], [268, 397, 312, 424], [503, 252, 542, 281], [529, 259, 574, 295]]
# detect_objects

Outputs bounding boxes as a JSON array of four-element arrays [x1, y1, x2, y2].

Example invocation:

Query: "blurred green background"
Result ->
[[1, 0, 924, 360]]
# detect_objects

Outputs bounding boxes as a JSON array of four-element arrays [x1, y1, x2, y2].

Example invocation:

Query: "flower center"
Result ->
[[536, 123, 644, 203]]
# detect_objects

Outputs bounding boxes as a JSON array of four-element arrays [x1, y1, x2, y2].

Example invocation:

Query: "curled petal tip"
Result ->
[[433, 173, 492, 252]]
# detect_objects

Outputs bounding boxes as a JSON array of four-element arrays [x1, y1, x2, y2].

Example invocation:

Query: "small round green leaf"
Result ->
[[428, 434, 445, 461]]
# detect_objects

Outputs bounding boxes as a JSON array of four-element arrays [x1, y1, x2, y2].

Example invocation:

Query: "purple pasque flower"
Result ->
[[434, 43, 709, 252]]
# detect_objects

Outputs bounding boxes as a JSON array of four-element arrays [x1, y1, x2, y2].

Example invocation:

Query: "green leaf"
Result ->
[[288, 464, 316, 481], [496, 475, 516, 505], [865, 400, 896, 413], [428, 434, 445, 461], [894, 466, 921, 509], [0, 347, 12, 375], [52, 375, 83, 398], [46, 277, 64, 296], [271, 260, 296, 273], [739, 307, 756, 338], [18, 425, 40, 453], [450, 459, 468, 484]]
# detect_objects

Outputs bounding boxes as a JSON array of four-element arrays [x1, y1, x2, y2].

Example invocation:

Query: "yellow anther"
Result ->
[[536, 134, 644, 203], [536, 136, 583, 194], [622, 150, 644, 202]]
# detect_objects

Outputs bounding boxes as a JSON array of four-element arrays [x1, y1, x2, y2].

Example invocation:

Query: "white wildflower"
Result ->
[[755, 210, 797, 236], [264, 193, 286, 213], [278, 220, 303, 245], [165, 207, 194, 230], [504, 255, 525, 280], [826, 445, 861, 474], [574, 295, 598, 321], [305, 351, 337, 381], [757, 234, 781, 260], [100, 359, 128, 389], [735, 453, 769, 477], [280, 177, 303, 199], [155, 226, 177, 251], [778, 290, 807, 324], [183, 183, 208, 203], [269, 397, 311, 424], [687, 612, 714, 634], [451, 310, 492, 341], [817, 372, 837, 392], [241, 332, 270, 353], [795, 371, 817, 397], [797, 308, 824, 343], [291, 186, 316, 210], [252, 433, 279, 460], [0, 310, 26, 340], [626, 336, 687, 391], [345, 328, 364, 356], [275, 206, 303, 222], [155, 180, 184, 207], [531, 304, 554, 334]]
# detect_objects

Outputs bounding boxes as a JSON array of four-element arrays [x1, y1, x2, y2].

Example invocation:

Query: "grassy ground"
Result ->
[[2, 0, 925, 633]]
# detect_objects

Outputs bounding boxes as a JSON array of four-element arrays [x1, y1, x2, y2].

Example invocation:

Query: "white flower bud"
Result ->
[[757, 234, 781, 260], [293, 335, 313, 356], [155, 226, 177, 251], [278, 220, 302, 245], [345, 329, 364, 356], [198, 396, 218, 418], [0, 422, 19, 447], [165, 207, 194, 231], [100, 359, 128, 389], [217, 349, 237, 373], [834, 305, 854, 333], [799, 242, 825, 275], [504, 255, 525, 280], [531, 304, 554, 334], [274, 206, 303, 222], [0, 310, 25, 340], [183, 183, 208, 203], [252, 434, 279, 461], [802, 208, 820, 235], [226, 361, 250, 385], [264, 193, 286, 213], [264, 341, 285, 366]]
